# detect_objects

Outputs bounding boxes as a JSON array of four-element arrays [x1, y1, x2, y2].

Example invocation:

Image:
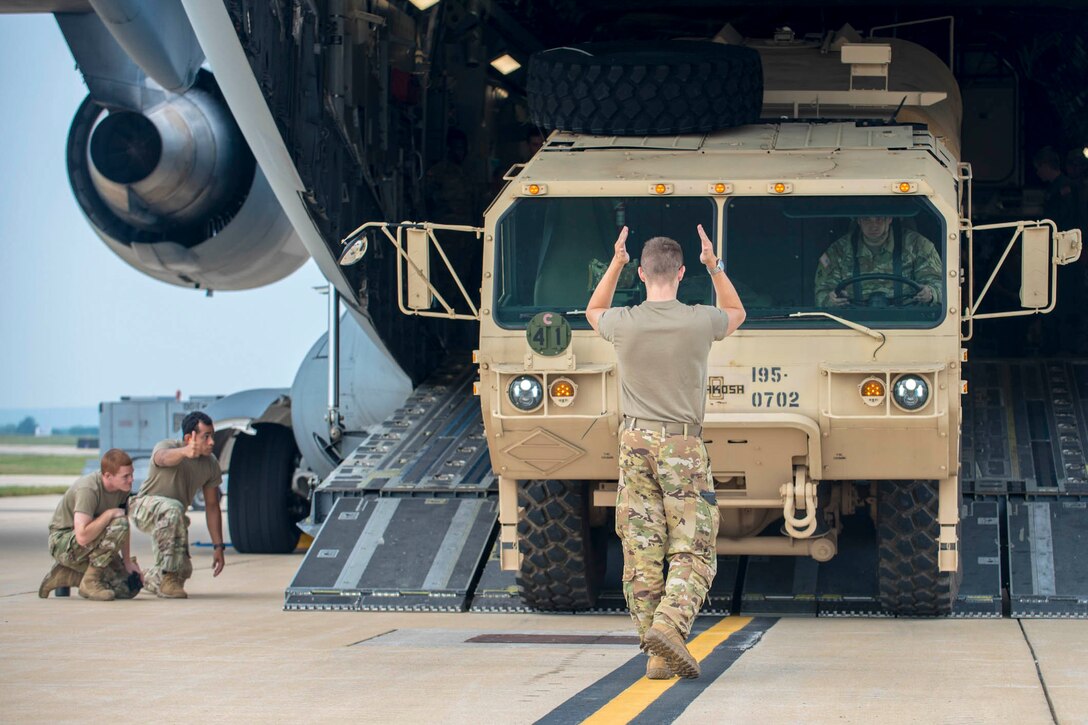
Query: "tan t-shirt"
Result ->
[[49, 471, 129, 533], [599, 300, 728, 425], [136, 439, 223, 507]]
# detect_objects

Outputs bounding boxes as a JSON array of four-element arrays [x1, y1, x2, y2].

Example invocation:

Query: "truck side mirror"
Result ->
[[406, 227, 434, 310], [1019, 226, 1050, 309]]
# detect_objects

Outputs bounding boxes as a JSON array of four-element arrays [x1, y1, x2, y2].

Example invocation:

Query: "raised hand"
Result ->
[[697, 224, 716, 266], [613, 226, 630, 265], [183, 434, 201, 459]]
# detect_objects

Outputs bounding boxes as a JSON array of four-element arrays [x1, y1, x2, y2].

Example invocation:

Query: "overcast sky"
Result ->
[[0, 14, 329, 411]]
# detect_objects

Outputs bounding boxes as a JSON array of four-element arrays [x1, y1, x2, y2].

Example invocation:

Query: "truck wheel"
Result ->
[[228, 423, 307, 554], [876, 480, 958, 616], [527, 41, 763, 136], [516, 480, 603, 611]]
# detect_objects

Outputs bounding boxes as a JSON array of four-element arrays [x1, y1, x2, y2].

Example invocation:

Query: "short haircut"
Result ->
[[640, 236, 684, 282], [181, 411, 213, 437], [100, 448, 133, 475]]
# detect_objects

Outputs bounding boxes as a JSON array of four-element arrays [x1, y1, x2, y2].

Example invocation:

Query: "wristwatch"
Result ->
[[707, 258, 725, 276], [213, 543, 227, 550]]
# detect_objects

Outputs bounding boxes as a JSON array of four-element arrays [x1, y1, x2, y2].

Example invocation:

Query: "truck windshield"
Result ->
[[726, 196, 946, 328], [493, 197, 715, 328], [493, 195, 946, 329]]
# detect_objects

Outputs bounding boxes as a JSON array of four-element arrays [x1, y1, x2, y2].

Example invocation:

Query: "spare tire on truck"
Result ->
[[527, 41, 763, 137]]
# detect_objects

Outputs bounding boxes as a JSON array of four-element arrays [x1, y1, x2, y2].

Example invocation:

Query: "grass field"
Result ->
[[0, 486, 69, 497], [0, 455, 89, 475], [0, 435, 83, 446]]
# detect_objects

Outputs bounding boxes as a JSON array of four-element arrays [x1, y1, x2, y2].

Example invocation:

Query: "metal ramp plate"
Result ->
[[954, 500, 1004, 617], [740, 514, 882, 617], [311, 365, 495, 526], [467, 539, 527, 613], [286, 495, 497, 611], [962, 360, 1088, 495], [1007, 498, 1088, 618], [740, 503, 1002, 617]]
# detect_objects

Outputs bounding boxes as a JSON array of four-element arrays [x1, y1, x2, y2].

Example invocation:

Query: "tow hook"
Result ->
[[782, 465, 819, 538]]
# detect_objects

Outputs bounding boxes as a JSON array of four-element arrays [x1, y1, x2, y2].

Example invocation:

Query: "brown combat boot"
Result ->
[[38, 562, 84, 598], [643, 622, 699, 679], [646, 655, 673, 680], [78, 566, 116, 601], [158, 572, 188, 599]]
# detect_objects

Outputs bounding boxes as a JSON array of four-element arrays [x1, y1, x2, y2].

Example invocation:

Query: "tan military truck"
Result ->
[[343, 27, 1082, 615]]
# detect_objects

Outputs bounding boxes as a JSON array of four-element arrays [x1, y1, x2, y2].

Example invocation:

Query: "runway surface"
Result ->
[[1, 494, 1085, 724]]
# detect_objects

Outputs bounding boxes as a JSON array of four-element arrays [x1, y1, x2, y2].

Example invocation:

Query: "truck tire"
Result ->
[[516, 480, 603, 610], [876, 480, 958, 616], [527, 41, 763, 136], [228, 423, 306, 554]]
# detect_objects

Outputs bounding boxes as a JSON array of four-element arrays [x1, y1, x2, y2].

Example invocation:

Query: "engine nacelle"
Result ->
[[66, 72, 308, 290]]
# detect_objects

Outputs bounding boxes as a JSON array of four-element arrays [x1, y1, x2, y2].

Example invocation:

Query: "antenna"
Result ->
[[889, 95, 907, 123]]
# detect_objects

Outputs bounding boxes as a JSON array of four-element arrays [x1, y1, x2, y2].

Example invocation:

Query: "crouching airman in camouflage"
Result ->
[[39, 448, 142, 601], [588, 224, 745, 680], [130, 411, 226, 598]]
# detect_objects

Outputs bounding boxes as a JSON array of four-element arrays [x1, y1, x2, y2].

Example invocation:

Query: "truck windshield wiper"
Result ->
[[750, 311, 884, 340], [751, 311, 886, 358], [516, 308, 586, 319], [786, 311, 884, 340]]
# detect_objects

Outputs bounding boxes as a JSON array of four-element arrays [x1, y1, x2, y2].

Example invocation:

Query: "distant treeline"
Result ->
[[0, 416, 98, 436]]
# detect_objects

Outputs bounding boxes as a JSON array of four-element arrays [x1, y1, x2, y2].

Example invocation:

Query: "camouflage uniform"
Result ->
[[47, 517, 131, 592], [616, 427, 720, 640], [814, 228, 944, 307], [129, 495, 193, 592]]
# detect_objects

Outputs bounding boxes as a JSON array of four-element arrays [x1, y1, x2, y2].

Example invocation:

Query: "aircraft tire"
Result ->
[[527, 41, 763, 136], [516, 480, 603, 611], [227, 423, 305, 554], [876, 480, 960, 616]]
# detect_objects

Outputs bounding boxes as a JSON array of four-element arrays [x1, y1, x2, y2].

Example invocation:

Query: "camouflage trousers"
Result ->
[[616, 428, 720, 640], [130, 495, 193, 589], [48, 518, 129, 572]]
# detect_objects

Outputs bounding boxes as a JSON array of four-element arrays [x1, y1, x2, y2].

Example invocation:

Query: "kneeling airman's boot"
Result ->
[[158, 572, 188, 599], [646, 655, 673, 680], [107, 557, 140, 599], [643, 622, 699, 679], [38, 562, 84, 598], [78, 566, 116, 601]]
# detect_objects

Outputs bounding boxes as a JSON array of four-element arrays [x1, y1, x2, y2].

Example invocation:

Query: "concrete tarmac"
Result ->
[[1, 493, 1084, 724]]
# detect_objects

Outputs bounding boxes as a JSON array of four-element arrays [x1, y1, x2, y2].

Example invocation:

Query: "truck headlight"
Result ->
[[508, 375, 544, 412], [891, 374, 929, 411]]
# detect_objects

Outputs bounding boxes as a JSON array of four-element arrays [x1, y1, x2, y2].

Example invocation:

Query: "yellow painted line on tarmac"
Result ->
[[580, 616, 753, 725]]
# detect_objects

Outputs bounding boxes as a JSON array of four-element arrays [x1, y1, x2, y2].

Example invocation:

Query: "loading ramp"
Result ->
[[287, 360, 1088, 617], [285, 366, 498, 612]]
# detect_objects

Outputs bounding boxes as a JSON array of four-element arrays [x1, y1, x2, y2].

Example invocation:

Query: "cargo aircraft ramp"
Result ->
[[286, 361, 1088, 617]]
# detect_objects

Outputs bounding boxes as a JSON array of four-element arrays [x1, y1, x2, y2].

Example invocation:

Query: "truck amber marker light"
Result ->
[[709, 182, 733, 194], [859, 377, 886, 406], [769, 182, 793, 194], [549, 378, 577, 407], [894, 181, 918, 193], [524, 183, 546, 195], [651, 183, 673, 194]]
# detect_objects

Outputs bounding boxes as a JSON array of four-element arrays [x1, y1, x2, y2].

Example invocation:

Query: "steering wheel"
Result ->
[[833, 273, 923, 307]]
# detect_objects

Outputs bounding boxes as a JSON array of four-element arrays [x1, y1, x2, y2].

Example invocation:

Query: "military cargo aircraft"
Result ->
[[5, 1, 1087, 616]]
